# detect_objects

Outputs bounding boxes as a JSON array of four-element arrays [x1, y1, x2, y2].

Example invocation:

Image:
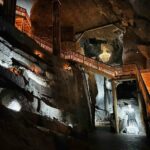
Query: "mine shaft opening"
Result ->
[[116, 80, 146, 135], [94, 77, 147, 136]]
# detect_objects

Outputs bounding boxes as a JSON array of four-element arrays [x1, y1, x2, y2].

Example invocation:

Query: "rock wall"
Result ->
[[0, 33, 92, 133]]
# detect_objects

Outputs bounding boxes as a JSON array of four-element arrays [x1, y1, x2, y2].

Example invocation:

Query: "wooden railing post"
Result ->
[[112, 80, 119, 133]]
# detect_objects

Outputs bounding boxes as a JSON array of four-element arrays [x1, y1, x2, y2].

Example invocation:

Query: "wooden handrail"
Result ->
[[16, 6, 31, 27], [135, 67, 150, 116]]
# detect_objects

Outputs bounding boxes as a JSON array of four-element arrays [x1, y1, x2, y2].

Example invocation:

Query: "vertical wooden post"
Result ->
[[112, 80, 119, 133], [3, 0, 16, 25], [136, 81, 146, 133], [21, 18, 24, 32], [104, 78, 107, 115], [52, 0, 61, 56]]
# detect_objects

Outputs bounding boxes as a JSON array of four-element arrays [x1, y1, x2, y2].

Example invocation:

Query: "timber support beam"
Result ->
[[52, 0, 61, 56], [112, 80, 119, 133], [3, 0, 16, 25]]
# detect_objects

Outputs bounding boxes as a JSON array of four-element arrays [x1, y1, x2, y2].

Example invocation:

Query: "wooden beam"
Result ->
[[104, 78, 108, 115], [112, 80, 119, 133], [136, 81, 147, 133], [52, 0, 61, 56], [3, 0, 16, 25]]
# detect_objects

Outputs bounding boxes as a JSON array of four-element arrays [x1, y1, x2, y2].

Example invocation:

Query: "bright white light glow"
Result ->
[[106, 79, 112, 90], [128, 104, 134, 113], [40, 101, 62, 120], [126, 125, 139, 135], [7, 100, 21, 112], [99, 43, 113, 63], [0, 60, 10, 68], [0, 0, 3, 5], [99, 52, 111, 63]]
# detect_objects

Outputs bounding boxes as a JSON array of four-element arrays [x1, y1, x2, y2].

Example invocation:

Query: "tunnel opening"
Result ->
[[116, 80, 146, 135], [94, 77, 146, 136], [94, 74, 113, 128]]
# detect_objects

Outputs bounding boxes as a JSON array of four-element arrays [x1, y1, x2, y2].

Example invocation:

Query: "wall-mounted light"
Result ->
[[99, 44, 113, 63], [63, 63, 71, 71], [7, 99, 22, 112], [34, 50, 43, 58]]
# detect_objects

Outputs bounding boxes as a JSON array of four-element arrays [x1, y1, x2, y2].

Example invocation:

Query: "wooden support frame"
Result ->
[[136, 80, 147, 134], [112, 80, 119, 133]]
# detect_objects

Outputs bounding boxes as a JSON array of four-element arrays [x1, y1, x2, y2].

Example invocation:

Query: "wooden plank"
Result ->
[[141, 72, 150, 94], [112, 80, 119, 133]]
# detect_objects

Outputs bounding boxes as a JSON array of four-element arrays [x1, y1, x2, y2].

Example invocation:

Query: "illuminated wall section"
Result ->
[[141, 72, 150, 94]]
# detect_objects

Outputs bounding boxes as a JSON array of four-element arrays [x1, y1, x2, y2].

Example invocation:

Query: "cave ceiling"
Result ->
[[14, 0, 150, 40], [15, 0, 150, 67], [30, 0, 150, 39]]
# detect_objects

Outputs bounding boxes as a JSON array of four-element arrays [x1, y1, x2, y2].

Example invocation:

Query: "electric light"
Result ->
[[99, 44, 113, 63], [7, 100, 21, 112], [63, 63, 71, 70], [34, 50, 43, 58]]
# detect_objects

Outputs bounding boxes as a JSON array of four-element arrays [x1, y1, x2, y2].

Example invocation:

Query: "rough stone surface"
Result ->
[[0, 22, 93, 132]]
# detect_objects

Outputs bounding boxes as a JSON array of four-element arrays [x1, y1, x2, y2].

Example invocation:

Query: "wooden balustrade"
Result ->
[[16, 6, 31, 27]]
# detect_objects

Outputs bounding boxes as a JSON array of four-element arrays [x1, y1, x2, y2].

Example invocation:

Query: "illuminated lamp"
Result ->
[[7, 99, 21, 112], [34, 50, 43, 58], [99, 43, 113, 63], [63, 63, 71, 70]]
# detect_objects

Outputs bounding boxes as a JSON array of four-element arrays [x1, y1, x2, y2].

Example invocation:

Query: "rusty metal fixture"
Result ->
[[34, 50, 43, 58], [63, 63, 71, 71], [8, 67, 21, 76]]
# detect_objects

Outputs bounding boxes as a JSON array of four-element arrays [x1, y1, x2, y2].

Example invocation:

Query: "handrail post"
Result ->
[[112, 80, 119, 133]]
